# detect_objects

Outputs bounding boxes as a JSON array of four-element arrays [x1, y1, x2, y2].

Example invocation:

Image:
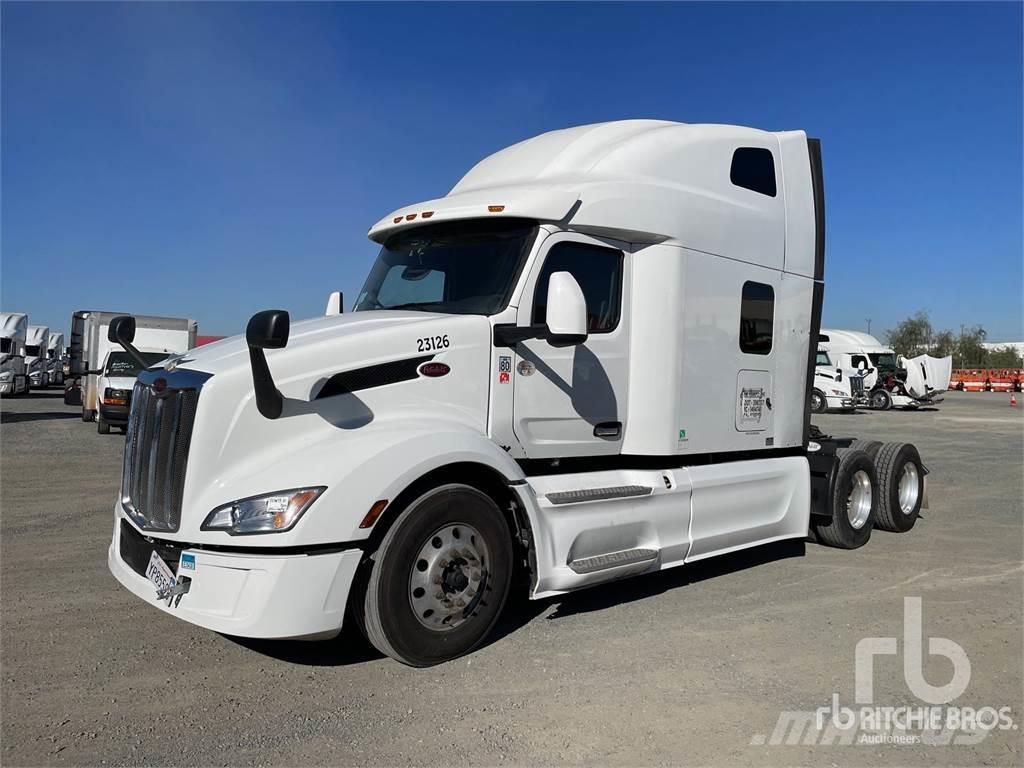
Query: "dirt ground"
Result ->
[[2, 389, 1022, 767]]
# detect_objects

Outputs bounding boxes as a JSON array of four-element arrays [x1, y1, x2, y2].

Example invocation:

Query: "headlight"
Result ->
[[0, 370, 12, 381], [103, 387, 131, 405], [830, 389, 845, 396], [201, 487, 325, 535]]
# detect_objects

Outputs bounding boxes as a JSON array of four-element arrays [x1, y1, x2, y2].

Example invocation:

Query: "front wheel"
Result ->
[[97, 419, 110, 435], [870, 389, 893, 410], [810, 389, 827, 413], [360, 484, 514, 667]]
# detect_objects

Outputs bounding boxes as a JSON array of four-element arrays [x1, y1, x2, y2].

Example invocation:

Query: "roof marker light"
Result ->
[[421, 211, 434, 219], [488, 205, 505, 213], [393, 216, 402, 224], [405, 213, 417, 221]]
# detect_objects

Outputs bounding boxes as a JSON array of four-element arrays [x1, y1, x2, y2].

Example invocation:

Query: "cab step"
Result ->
[[567, 548, 658, 574]]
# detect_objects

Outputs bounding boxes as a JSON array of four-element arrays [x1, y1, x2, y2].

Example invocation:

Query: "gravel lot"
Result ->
[[2, 389, 1021, 767]]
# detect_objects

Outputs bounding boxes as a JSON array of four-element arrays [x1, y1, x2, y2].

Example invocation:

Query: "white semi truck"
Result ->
[[107, 121, 929, 666], [811, 349, 865, 413], [47, 332, 66, 387], [26, 325, 51, 389], [65, 310, 197, 422], [819, 328, 952, 409], [0, 312, 30, 396]]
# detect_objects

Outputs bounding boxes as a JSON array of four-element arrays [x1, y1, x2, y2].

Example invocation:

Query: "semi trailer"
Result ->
[[0, 312, 30, 396], [47, 332, 66, 387], [64, 310, 197, 422], [107, 120, 928, 667], [819, 328, 952, 409], [26, 325, 50, 388]]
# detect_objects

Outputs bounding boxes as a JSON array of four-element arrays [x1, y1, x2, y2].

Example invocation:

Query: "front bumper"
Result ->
[[0, 380, 13, 394], [99, 402, 130, 425], [824, 394, 855, 410], [108, 516, 362, 639]]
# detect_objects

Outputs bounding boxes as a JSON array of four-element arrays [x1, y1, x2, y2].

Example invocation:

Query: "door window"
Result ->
[[532, 242, 623, 332]]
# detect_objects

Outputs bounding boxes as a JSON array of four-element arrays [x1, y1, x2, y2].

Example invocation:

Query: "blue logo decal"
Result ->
[[180, 553, 196, 571]]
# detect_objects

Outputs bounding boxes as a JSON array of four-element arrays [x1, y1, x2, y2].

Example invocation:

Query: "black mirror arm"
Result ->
[[113, 332, 152, 373], [248, 347, 284, 419]]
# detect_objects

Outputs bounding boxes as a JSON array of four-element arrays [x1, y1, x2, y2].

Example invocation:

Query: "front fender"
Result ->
[[186, 420, 526, 548]]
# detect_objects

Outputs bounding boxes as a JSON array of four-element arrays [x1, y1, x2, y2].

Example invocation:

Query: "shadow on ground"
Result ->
[[1, 410, 80, 424], [235, 538, 806, 667]]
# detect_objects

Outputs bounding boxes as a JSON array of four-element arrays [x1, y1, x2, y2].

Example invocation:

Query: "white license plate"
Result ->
[[145, 550, 177, 602]]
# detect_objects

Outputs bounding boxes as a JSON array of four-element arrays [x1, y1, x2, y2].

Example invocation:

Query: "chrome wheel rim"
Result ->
[[847, 469, 872, 529], [811, 392, 823, 410], [409, 523, 489, 632], [898, 462, 920, 515]]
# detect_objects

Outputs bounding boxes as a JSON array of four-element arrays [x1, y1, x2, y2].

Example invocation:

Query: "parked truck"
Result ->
[[26, 325, 50, 389], [811, 348, 865, 413], [107, 121, 929, 667], [64, 311, 197, 422], [47, 332, 66, 387], [819, 328, 952, 409], [0, 312, 30, 396]]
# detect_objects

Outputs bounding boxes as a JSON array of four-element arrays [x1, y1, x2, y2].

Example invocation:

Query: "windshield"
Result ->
[[105, 351, 169, 377], [815, 351, 831, 366], [25, 345, 41, 357], [353, 219, 537, 315], [869, 352, 897, 371]]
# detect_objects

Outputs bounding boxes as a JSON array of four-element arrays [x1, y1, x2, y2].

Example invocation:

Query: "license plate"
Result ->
[[145, 550, 177, 602]]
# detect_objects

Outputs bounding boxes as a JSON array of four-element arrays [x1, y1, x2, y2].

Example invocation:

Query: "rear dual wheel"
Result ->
[[872, 442, 924, 533], [359, 484, 513, 667], [814, 449, 878, 549]]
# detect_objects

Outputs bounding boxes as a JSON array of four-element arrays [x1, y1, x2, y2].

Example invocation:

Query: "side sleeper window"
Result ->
[[739, 281, 774, 355], [730, 147, 777, 197], [532, 242, 623, 332]]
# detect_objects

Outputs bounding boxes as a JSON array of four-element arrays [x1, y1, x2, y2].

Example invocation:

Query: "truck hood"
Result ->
[[902, 354, 952, 399], [165, 311, 462, 376]]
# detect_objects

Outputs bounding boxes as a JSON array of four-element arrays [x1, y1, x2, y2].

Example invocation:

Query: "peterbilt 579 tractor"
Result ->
[[107, 121, 928, 666]]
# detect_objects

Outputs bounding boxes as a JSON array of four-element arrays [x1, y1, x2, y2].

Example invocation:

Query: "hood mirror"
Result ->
[[107, 315, 151, 371], [325, 291, 344, 315]]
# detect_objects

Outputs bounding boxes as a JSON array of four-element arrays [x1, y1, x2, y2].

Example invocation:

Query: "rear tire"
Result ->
[[814, 449, 877, 549], [873, 442, 923, 532], [361, 484, 514, 667], [82, 409, 95, 423], [810, 389, 827, 413], [97, 419, 110, 435], [840, 439, 883, 462], [870, 389, 893, 410]]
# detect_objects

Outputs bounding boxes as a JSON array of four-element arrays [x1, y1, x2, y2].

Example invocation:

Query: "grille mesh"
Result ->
[[122, 381, 198, 532], [850, 376, 865, 397]]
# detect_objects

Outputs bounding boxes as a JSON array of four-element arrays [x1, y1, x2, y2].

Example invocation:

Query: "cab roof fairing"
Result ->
[[367, 120, 805, 266]]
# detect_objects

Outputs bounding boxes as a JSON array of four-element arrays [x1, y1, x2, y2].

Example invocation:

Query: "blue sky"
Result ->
[[3, 1, 1022, 340]]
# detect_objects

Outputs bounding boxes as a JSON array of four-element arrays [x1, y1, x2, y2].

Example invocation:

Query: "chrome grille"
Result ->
[[850, 376, 865, 397], [122, 371, 205, 532]]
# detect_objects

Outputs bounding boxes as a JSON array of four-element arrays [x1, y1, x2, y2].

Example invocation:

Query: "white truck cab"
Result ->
[[107, 121, 929, 666], [819, 329, 952, 409], [811, 349, 863, 413], [26, 325, 50, 389], [47, 332, 66, 387], [0, 312, 30, 396]]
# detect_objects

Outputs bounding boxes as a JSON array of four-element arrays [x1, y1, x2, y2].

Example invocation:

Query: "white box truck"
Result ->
[[0, 312, 30, 396], [26, 325, 50, 389], [107, 121, 929, 666], [47, 332, 66, 387], [819, 328, 952, 409], [65, 311, 197, 422]]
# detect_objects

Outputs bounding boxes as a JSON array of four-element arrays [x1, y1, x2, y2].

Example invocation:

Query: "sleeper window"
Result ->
[[532, 242, 623, 332], [730, 147, 777, 197], [739, 281, 774, 355]]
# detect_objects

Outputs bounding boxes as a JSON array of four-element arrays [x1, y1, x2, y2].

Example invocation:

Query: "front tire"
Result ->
[[97, 419, 110, 435], [870, 389, 893, 410], [814, 449, 878, 549], [810, 389, 827, 413], [361, 484, 514, 667], [873, 442, 923, 532]]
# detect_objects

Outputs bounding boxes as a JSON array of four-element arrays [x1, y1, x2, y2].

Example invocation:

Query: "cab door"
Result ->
[[512, 233, 630, 459]]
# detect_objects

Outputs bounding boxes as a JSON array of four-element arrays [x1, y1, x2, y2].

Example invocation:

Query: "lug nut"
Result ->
[[435, 591, 444, 599]]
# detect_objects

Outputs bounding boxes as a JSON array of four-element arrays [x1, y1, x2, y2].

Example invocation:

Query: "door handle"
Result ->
[[593, 421, 622, 439]]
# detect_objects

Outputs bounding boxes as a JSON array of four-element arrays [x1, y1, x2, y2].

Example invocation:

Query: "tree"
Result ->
[[957, 326, 988, 367], [932, 330, 957, 358], [886, 311, 933, 358], [986, 345, 1023, 368]]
